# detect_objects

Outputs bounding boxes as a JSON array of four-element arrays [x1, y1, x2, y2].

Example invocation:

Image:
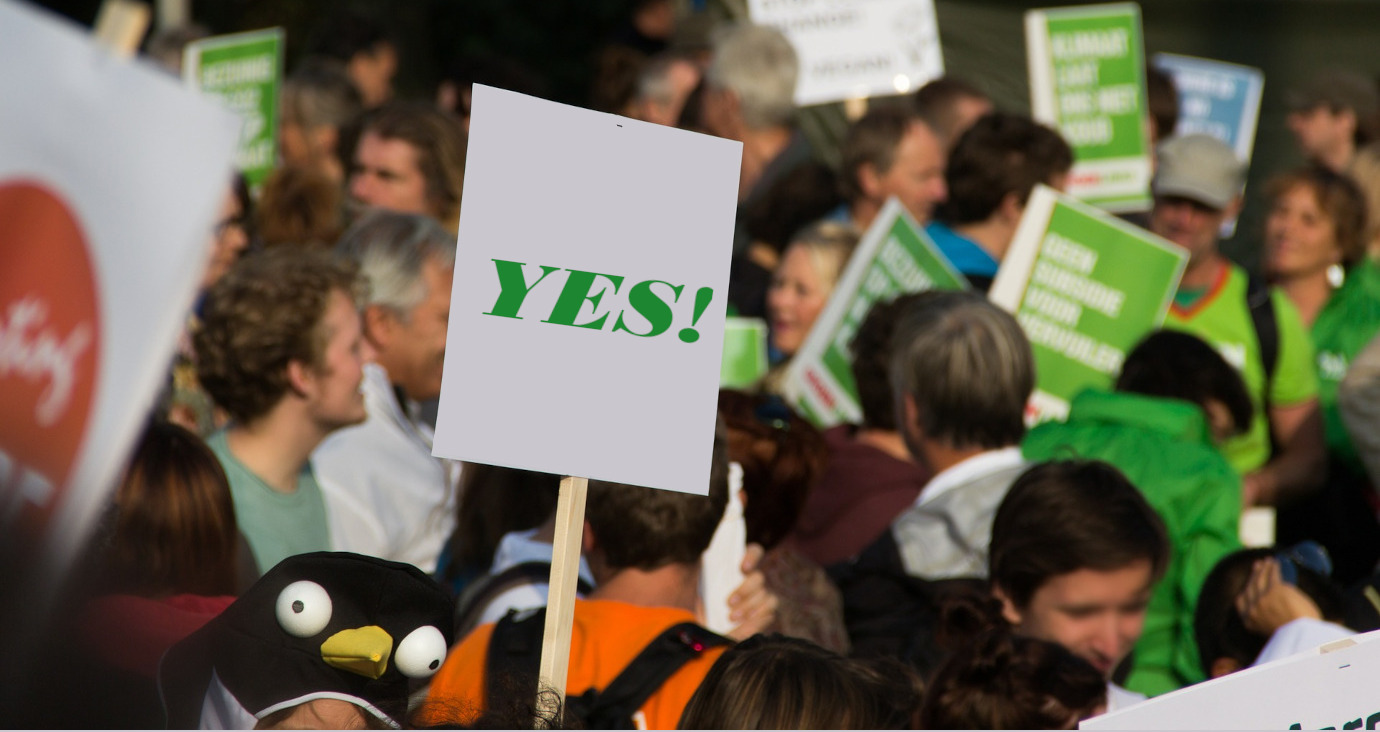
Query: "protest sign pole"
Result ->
[[536, 474, 590, 721], [92, 0, 149, 57]]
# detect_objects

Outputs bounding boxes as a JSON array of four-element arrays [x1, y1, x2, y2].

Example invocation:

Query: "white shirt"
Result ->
[[915, 446, 1026, 507], [314, 363, 459, 573], [474, 528, 596, 627]]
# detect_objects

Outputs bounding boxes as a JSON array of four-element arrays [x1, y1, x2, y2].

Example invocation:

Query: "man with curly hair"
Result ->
[[193, 247, 371, 575]]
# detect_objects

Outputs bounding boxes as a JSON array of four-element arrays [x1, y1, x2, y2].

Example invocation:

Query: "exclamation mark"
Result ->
[[678, 287, 713, 343]]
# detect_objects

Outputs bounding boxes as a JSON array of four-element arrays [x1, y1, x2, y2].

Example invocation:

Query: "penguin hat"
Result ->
[[159, 552, 455, 729]]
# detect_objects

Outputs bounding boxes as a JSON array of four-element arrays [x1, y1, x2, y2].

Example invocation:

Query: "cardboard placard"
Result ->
[[990, 185, 1187, 422], [720, 317, 769, 388], [431, 85, 741, 496], [783, 198, 968, 428], [1082, 628, 1380, 730], [183, 28, 283, 194], [747, 0, 944, 107], [0, 0, 238, 614], [1027, 3, 1153, 213]]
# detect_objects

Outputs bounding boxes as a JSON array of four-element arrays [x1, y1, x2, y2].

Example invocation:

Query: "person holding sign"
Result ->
[[193, 248, 371, 576], [925, 113, 1073, 292], [1149, 133, 1325, 510], [313, 211, 460, 574], [836, 106, 948, 232], [1262, 166, 1380, 583]]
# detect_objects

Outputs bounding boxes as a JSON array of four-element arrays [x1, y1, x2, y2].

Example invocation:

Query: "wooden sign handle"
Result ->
[[92, 0, 151, 58], [536, 475, 589, 723]]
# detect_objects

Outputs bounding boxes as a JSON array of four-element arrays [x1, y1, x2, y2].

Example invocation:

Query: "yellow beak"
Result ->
[[320, 625, 393, 679]]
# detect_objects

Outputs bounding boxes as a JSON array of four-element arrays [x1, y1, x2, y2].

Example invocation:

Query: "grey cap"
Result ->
[[1287, 69, 1379, 119], [1152, 134, 1246, 210]]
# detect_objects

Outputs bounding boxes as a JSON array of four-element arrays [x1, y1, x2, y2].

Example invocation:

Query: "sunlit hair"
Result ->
[[1265, 165, 1368, 268], [782, 220, 858, 303], [335, 209, 455, 318], [103, 421, 238, 597], [839, 106, 927, 203], [706, 24, 798, 129]]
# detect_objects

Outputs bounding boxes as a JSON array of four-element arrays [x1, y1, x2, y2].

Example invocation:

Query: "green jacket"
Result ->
[[1022, 389, 1242, 697]]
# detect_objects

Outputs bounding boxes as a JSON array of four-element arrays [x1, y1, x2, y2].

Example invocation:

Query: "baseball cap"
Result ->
[[1152, 134, 1246, 210], [1287, 69, 1379, 119]]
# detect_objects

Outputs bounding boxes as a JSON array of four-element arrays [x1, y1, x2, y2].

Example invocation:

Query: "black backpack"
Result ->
[[482, 606, 730, 729], [454, 561, 594, 639]]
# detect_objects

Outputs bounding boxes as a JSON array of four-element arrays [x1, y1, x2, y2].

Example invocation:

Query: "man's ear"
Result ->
[[580, 519, 597, 555], [285, 359, 314, 399], [902, 394, 922, 440], [858, 162, 884, 200], [992, 584, 1024, 627], [362, 304, 396, 348], [997, 190, 1025, 225]]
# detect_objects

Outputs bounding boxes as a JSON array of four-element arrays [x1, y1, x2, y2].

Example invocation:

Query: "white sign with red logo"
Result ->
[[0, 0, 239, 570]]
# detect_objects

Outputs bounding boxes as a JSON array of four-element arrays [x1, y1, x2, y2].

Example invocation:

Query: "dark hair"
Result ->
[[1116, 329, 1253, 437], [194, 247, 364, 424], [304, 10, 392, 63], [918, 628, 1106, 729], [590, 44, 647, 115], [890, 290, 1034, 451], [990, 461, 1170, 609], [913, 76, 991, 144], [741, 161, 842, 256], [716, 390, 828, 550], [100, 420, 238, 597], [679, 634, 923, 729], [839, 106, 924, 203], [850, 292, 925, 431], [936, 112, 1073, 225], [1145, 64, 1179, 142], [583, 424, 729, 571], [1194, 547, 1345, 677], [357, 101, 468, 228], [1265, 165, 1370, 268], [256, 166, 344, 248], [444, 465, 561, 583]]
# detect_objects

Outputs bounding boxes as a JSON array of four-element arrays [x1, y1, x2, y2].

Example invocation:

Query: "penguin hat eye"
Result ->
[[275, 580, 333, 637], [394, 625, 447, 678]]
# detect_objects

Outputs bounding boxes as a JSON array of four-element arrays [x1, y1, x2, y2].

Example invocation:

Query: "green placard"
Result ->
[[183, 28, 283, 194], [991, 185, 1186, 421], [720, 317, 769, 388], [1027, 3, 1151, 212], [784, 199, 968, 428]]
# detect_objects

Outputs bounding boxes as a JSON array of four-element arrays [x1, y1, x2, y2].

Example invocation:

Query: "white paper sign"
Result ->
[[0, 0, 240, 570], [748, 0, 944, 107], [432, 85, 741, 496], [1082, 628, 1380, 730]]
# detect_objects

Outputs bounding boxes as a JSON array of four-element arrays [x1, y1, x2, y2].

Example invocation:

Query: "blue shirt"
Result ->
[[925, 221, 999, 278]]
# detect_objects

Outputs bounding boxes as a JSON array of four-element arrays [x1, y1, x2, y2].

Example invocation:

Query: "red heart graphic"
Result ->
[[0, 180, 101, 529]]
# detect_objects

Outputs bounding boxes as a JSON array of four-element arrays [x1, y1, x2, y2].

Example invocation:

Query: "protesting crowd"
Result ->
[[16, 0, 1380, 728]]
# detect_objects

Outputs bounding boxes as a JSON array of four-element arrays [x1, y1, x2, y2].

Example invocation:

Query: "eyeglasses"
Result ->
[[1276, 540, 1332, 585]]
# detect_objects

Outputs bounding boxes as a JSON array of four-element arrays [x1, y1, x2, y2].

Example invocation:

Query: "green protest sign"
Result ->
[[183, 28, 283, 194], [720, 318, 769, 388], [991, 184, 1186, 422], [784, 198, 967, 428], [1026, 3, 1151, 212]]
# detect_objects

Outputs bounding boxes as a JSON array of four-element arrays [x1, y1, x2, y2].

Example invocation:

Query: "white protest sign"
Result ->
[[748, 0, 944, 107], [432, 85, 741, 496], [0, 0, 239, 581], [1083, 628, 1380, 730]]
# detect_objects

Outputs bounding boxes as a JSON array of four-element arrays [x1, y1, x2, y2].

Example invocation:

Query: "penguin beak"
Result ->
[[320, 625, 394, 679]]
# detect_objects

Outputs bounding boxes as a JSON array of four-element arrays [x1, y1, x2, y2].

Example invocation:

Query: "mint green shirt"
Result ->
[[207, 430, 331, 575]]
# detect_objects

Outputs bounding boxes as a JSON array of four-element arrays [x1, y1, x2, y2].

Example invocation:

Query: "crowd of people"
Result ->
[[23, 1, 1380, 728]]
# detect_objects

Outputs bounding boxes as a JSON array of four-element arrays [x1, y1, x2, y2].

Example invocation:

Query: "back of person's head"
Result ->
[[1145, 64, 1179, 143], [283, 58, 364, 135], [1194, 547, 1345, 677], [889, 290, 1033, 450], [913, 76, 993, 147], [1265, 165, 1369, 268], [918, 627, 1106, 729], [741, 162, 841, 257], [335, 209, 455, 313], [850, 292, 925, 431], [937, 112, 1073, 226], [194, 247, 364, 425], [838, 105, 925, 204], [716, 390, 828, 550], [679, 634, 923, 729], [445, 465, 561, 585], [990, 461, 1170, 609], [256, 166, 344, 248], [99, 420, 238, 597], [358, 101, 468, 226], [1116, 329, 1253, 438], [705, 24, 798, 129], [584, 424, 729, 571]]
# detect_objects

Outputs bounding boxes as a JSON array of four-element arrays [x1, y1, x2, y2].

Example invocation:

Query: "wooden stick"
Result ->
[[536, 475, 589, 723], [92, 0, 150, 58]]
